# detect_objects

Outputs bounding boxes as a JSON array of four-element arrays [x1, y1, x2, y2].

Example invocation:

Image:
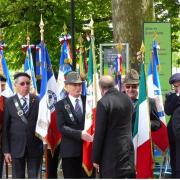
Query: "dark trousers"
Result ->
[[62, 156, 91, 179], [47, 145, 60, 178], [168, 121, 176, 178], [12, 154, 42, 178], [0, 150, 3, 179]]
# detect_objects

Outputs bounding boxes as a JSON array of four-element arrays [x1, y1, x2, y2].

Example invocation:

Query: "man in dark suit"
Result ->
[[164, 72, 180, 178], [55, 71, 93, 178], [92, 75, 135, 178], [0, 74, 6, 178], [172, 106, 180, 178], [2, 72, 43, 178]]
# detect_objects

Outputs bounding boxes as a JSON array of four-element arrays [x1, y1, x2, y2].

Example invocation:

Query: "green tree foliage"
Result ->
[[0, 0, 179, 70], [0, 0, 112, 71], [154, 0, 180, 52]]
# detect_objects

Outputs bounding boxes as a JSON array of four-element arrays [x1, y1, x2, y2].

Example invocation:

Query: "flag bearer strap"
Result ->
[[63, 100, 75, 122], [13, 97, 28, 125]]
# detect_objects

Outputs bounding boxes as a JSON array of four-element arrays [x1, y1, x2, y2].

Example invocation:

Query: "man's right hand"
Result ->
[[4, 153, 12, 164], [81, 130, 93, 142]]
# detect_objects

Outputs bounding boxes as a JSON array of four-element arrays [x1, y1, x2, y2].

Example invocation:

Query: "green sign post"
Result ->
[[144, 22, 171, 96]]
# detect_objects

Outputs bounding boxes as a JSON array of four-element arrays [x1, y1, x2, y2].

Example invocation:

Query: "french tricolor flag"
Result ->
[[35, 42, 61, 153], [147, 41, 169, 152]]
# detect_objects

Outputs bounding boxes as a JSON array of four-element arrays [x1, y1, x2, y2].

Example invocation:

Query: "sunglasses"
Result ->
[[174, 85, 180, 88], [125, 84, 138, 89], [19, 81, 30, 86]]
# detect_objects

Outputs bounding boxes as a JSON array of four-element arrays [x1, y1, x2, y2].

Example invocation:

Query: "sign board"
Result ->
[[99, 43, 129, 77], [144, 22, 171, 96]]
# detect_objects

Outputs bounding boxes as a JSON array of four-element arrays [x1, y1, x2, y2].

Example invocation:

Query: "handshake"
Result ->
[[81, 130, 94, 142]]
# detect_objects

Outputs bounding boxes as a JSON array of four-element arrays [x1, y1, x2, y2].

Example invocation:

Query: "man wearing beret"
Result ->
[[0, 74, 6, 178], [55, 71, 93, 178], [164, 72, 180, 178], [2, 72, 43, 178]]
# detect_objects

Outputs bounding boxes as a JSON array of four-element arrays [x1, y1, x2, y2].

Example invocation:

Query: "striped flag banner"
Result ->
[[133, 62, 153, 178], [0, 45, 14, 97], [147, 40, 169, 152], [23, 45, 37, 94]]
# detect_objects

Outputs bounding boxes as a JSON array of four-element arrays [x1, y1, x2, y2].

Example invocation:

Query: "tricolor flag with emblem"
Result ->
[[147, 41, 169, 152], [0, 43, 14, 97], [35, 42, 61, 152], [82, 43, 101, 176], [133, 62, 153, 178]]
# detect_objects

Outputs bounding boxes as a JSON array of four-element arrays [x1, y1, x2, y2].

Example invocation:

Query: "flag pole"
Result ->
[[89, 17, 98, 104], [39, 15, 48, 179]]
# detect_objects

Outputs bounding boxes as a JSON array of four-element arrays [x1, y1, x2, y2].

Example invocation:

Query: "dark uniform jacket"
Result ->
[[132, 98, 161, 133], [2, 94, 43, 158], [55, 95, 86, 158], [92, 88, 135, 178], [164, 92, 180, 178], [172, 106, 180, 178]]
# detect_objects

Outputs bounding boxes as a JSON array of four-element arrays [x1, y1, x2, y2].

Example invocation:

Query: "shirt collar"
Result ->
[[17, 93, 30, 100], [68, 94, 81, 102]]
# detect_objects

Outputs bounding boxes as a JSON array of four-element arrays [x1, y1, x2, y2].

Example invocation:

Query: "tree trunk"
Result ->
[[112, 0, 154, 72]]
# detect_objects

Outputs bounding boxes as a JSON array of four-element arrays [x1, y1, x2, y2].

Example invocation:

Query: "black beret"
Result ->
[[169, 73, 180, 84], [0, 74, 6, 82], [14, 72, 31, 80]]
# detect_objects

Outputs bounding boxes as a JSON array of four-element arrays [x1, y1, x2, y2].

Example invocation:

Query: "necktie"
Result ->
[[75, 99, 83, 120], [22, 97, 28, 114]]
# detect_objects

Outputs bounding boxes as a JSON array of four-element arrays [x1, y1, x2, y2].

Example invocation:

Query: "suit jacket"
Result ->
[[92, 88, 135, 178], [172, 105, 180, 178], [2, 94, 43, 158], [132, 98, 161, 133], [0, 96, 5, 150], [55, 95, 86, 158], [164, 92, 180, 117]]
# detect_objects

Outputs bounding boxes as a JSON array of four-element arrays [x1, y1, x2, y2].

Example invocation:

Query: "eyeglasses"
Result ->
[[125, 84, 138, 89], [19, 81, 30, 86]]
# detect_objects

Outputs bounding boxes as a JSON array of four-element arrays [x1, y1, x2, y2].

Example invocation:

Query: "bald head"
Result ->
[[99, 75, 115, 90]]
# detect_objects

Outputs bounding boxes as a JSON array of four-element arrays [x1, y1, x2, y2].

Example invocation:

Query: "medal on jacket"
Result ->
[[64, 103, 75, 122]]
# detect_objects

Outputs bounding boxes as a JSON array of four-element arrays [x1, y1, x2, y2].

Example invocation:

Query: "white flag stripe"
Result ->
[[138, 100, 151, 146]]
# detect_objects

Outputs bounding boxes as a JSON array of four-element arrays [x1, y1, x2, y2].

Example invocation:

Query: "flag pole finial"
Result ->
[[0, 29, 3, 42], [63, 23, 67, 35], [140, 41, 145, 54], [137, 41, 145, 63], [26, 26, 30, 45], [153, 32, 158, 41], [39, 14, 44, 42], [83, 15, 94, 36], [89, 16, 94, 36], [115, 43, 123, 54], [78, 34, 84, 47]]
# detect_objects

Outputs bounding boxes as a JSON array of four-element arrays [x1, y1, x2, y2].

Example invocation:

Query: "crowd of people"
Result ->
[[0, 70, 179, 179]]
